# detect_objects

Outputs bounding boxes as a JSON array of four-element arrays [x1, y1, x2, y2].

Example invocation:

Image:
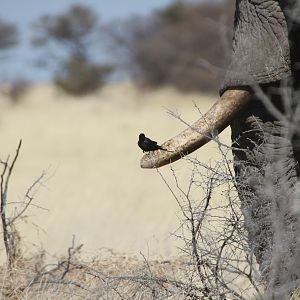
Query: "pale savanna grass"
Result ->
[[0, 248, 195, 299]]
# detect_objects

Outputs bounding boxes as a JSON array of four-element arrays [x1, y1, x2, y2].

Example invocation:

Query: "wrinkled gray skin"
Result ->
[[224, 0, 300, 295]]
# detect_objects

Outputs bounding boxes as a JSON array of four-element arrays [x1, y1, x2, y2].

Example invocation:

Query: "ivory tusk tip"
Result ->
[[140, 148, 181, 168], [140, 151, 161, 169]]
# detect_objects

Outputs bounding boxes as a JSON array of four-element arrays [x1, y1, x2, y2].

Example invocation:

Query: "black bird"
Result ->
[[138, 133, 166, 152]]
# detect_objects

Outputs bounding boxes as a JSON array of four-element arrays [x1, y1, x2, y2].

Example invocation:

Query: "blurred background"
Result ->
[[0, 0, 234, 260]]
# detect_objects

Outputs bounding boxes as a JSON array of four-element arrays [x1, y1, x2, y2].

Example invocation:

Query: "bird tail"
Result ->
[[159, 146, 173, 152]]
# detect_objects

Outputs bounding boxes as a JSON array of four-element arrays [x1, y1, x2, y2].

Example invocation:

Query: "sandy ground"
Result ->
[[0, 82, 231, 260]]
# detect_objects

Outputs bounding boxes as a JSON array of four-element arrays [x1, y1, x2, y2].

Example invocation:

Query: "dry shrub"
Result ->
[[0, 248, 195, 299]]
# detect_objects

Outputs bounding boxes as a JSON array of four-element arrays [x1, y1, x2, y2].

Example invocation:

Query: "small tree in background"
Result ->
[[54, 55, 112, 96], [0, 18, 31, 103], [0, 18, 18, 52], [32, 4, 112, 96], [106, 0, 234, 94]]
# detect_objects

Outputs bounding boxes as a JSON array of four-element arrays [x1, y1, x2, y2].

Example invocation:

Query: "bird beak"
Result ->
[[140, 89, 252, 168]]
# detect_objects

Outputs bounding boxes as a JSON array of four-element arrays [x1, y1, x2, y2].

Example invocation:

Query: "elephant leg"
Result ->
[[231, 99, 300, 291]]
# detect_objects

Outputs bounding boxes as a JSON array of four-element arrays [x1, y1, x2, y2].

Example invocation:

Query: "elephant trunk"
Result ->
[[140, 89, 252, 168]]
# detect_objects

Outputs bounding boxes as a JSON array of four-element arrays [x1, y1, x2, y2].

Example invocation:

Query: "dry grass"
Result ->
[[0, 82, 230, 259], [0, 248, 194, 299], [0, 82, 237, 298]]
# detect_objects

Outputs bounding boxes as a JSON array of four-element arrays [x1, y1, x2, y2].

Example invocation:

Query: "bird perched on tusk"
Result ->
[[138, 133, 168, 152]]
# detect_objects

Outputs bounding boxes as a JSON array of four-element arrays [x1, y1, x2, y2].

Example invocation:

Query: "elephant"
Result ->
[[140, 0, 300, 296]]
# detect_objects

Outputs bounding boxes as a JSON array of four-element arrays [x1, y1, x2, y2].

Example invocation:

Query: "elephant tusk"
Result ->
[[140, 89, 252, 168]]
